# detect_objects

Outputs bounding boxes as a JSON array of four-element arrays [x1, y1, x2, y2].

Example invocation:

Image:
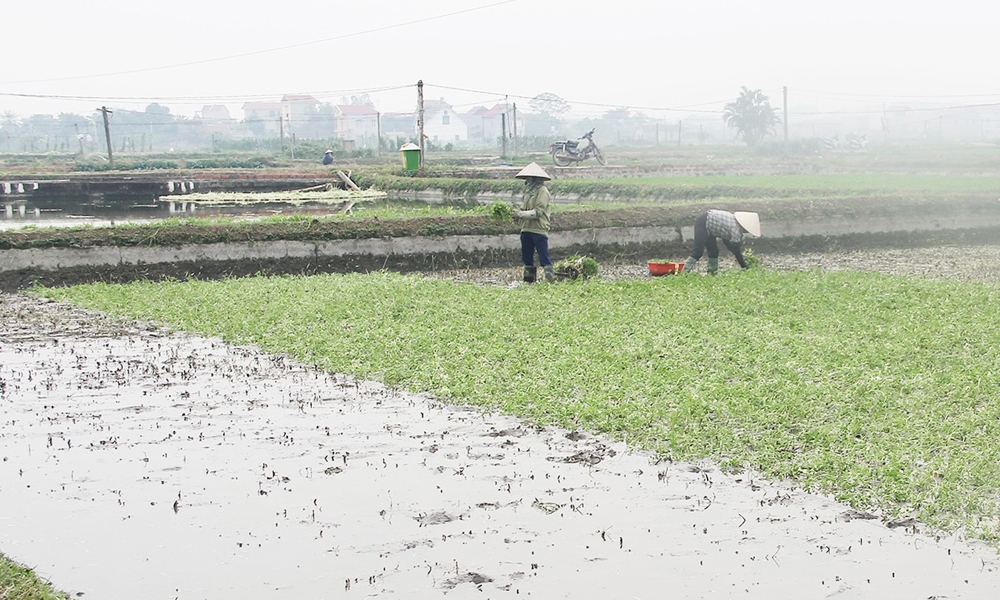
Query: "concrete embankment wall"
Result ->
[[5, 205, 1000, 291]]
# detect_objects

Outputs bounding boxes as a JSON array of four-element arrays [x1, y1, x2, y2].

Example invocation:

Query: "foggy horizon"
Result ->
[[2, 0, 997, 139]]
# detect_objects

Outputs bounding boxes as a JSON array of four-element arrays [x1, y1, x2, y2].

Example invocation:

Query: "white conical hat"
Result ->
[[515, 162, 552, 180], [733, 211, 761, 237]]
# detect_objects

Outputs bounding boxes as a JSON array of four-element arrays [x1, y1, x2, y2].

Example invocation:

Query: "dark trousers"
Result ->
[[689, 212, 747, 267], [520, 232, 551, 267], [689, 212, 719, 260]]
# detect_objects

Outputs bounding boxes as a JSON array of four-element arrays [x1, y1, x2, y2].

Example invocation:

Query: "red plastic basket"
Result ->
[[648, 261, 684, 276]]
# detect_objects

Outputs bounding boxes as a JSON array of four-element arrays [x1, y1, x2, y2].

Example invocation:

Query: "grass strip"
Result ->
[[0, 553, 69, 599], [41, 269, 1000, 540]]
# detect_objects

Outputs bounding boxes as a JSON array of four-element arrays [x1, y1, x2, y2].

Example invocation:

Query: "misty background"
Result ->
[[2, 0, 997, 154]]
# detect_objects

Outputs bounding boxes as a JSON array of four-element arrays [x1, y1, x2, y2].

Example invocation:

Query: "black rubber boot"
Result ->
[[543, 266, 556, 282], [682, 256, 697, 273], [523, 266, 537, 283]]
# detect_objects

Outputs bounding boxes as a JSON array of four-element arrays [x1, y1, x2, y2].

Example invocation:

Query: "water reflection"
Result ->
[[0, 197, 368, 231]]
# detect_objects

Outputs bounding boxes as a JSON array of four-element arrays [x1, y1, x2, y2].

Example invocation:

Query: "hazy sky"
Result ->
[[2, 0, 997, 120]]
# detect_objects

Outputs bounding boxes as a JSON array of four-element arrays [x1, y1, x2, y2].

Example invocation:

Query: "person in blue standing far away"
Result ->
[[512, 162, 555, 283], [682, 210, 761, 274], [322, 149, 334, 165]]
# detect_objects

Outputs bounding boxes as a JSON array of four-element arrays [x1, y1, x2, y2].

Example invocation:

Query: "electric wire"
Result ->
[[0, 0, 518, 85]]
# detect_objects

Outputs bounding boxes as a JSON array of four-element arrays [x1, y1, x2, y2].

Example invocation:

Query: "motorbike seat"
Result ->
[[565, 140, 579, 148]]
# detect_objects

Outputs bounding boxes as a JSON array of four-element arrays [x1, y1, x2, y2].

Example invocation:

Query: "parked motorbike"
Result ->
[[550, 128, 607, 166]]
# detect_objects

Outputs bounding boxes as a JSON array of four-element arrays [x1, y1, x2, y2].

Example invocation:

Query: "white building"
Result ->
[[422, 99, 467, 145]]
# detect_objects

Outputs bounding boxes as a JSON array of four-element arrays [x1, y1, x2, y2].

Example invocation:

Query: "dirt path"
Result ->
[[429, 244, 1000, 286], [3, 250, 1000, 599]]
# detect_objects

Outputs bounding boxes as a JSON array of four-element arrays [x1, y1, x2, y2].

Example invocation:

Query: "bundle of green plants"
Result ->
[[487, 199, 514, 221], [553, 255, 600, 280]]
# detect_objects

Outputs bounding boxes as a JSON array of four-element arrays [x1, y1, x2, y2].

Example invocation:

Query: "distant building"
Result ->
[[422, 99, 467, 145], [242, 102, 282, 136], [381, 112, 417, 144], [198, 105, 231, 121], [281, 94, 320, 136], [334, 104, 380, 148], [463, 103, 515, 146], [194, 105, 237, 141]]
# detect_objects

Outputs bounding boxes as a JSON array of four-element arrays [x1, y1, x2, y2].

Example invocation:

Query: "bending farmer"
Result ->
[[683, 210, 761, 274], [512, 162, 554, 283]]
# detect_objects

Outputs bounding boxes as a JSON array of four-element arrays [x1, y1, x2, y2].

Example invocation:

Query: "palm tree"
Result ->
[[723, 87, 780, 147], [1, 110, 20, 131]]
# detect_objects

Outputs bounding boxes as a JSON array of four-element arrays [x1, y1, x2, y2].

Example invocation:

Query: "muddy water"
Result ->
[[3, 295, 1000, 599]]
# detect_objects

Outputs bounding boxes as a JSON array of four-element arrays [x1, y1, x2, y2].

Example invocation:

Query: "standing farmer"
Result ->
[[683, 210, 761, 274], [512, 162, 554, 283]]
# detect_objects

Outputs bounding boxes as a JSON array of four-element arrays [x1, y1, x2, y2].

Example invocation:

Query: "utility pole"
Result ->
[[782, 86, 788, 144], [417, 80, 425, 168], [501, 113, 508, 158], [98, 106, 114, 167], [512, 103, 518, 156], [279, 116, 285, 152], [376, 111, 382, 158], [677, 120, 682, 147]]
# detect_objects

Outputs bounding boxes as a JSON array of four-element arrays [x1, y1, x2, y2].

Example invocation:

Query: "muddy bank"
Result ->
[[3, 224, 1000, 292], [425, 243, 1000, 287], [3, 292, 1000, 599]]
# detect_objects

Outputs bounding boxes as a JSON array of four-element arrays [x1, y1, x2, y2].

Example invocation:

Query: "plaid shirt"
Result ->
[[705, 210, 744, 244]]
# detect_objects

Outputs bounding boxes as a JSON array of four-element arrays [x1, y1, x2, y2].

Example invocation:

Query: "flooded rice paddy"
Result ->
[[4, 252, 1000, 598]]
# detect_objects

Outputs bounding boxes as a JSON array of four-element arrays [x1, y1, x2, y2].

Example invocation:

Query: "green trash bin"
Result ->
[[400, 142, 421, 172]]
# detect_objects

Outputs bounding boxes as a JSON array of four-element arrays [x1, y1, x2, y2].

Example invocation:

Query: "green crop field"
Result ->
[[42, 268, 1000, 540]]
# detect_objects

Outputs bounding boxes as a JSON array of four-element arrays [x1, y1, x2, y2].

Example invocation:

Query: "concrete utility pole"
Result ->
[[98, 106, 114, 167], [501, 113, 508, 158], [417, 80, 425, 168], [512, 103, 518, 156], [677, 120, 682, 147], [376, 111, 382, 158], [279, 116, 285, 152], [783, 86, 788, 143]]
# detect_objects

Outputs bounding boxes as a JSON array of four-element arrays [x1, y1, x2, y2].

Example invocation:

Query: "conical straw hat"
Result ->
[[733, 211, 761, 237], [515, 162, 552, 180]]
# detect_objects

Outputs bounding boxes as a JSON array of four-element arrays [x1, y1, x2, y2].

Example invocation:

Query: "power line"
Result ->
[[795, 88, 1000, 100], [792, 101, 1000, 116], [0, 1, 519, 85], [426, 83, 727, 114], [0, 84, 415, 106]]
